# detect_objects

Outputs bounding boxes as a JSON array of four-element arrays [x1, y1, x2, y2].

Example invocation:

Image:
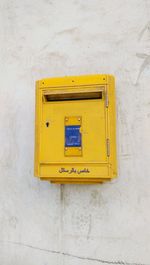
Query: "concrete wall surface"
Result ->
[[0, 0, 150, 264]]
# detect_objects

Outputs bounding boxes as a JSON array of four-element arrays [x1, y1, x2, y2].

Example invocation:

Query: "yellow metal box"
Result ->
[[34, 74, 117, 184]]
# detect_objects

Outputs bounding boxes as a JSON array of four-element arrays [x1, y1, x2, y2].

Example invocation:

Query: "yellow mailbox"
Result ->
[[34, 74, 117, 184]]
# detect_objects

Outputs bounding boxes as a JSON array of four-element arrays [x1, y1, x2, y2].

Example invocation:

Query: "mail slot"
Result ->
[[34, 74, 117, 184]]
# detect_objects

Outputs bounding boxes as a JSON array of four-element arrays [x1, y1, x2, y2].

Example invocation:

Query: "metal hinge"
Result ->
[[105, 89, 109, 108], [106, 138, 110, 157]]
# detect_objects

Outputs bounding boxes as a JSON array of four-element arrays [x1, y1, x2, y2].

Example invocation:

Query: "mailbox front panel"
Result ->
[[40, 92, 107, 163]]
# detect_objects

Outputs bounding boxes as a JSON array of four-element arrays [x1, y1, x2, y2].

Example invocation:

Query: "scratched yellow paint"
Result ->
[[34, 74, 117, 184]]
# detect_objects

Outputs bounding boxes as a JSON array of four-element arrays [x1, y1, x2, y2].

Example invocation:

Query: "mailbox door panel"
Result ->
[[40, 97, 108, 163]]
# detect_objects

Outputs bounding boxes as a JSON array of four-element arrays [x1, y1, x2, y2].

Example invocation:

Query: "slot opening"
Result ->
[[43, 91, 103, 102]]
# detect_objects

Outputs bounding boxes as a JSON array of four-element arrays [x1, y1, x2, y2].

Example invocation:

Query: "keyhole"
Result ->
[[46, 122, 49, 127]]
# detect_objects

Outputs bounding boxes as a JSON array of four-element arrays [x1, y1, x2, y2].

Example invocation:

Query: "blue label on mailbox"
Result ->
[[65, 125, 81, 147]]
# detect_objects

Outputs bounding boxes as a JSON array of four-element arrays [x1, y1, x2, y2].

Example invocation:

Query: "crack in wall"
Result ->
[[136, 21, 150, 84], [138, 21, 150, 40], [0, 240, 148, 265], [136, 53, 150, 84]]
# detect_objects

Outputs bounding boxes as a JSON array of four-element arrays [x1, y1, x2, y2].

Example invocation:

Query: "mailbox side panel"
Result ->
[[108, 75, 117, 178], [34, 81, 40, 177]]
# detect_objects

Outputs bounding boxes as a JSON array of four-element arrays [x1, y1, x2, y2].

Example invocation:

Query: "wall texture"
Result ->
[[0, 0, 150, 264]]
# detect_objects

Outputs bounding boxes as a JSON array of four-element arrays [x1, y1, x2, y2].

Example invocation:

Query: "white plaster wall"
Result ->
[[0, 0, 150, 264]]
